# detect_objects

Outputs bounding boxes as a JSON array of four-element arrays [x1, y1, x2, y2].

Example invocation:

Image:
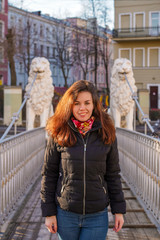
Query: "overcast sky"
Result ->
[[8, 0, 114, 29]]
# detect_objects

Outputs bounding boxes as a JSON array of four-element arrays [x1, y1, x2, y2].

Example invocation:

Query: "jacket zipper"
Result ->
[[67, 122, 92, 215], [82, 134, 89, 215], [98, 175, 107, 194], [83, 143, 86, 215]]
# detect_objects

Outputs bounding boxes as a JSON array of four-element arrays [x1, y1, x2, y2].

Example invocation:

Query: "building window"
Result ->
[[119, 48, 131, 61], [82, 54, 86, 63], [60, 68, 63, 77], [19, 18, 22, 30], [52, 28, 55, 39], [63, 50, 69, 61], [119, 13, 132, 31], [87, 38, 89, 47], [151, 12, 159, 27], [90, 56, 94, 68], [0, 47, 3, 62], [64, 50, 66, 60], [89, 56, 92, 68], [148, 47, 160, 67], [101, 57, 103, 66], [0, 22, 2, 37], [101, 73, 104, 83], [34, 43, 37, 56], [133, 12, 145, 29], [40, 45, 43, 56], [53, 47, 56, 58], [133, 48, 145, 67], [46, 27, 50, 38], [82, 38, 86, 47], [53, 66, 57, 76], [66, 50, 69, 61], [47, 46, 49, 58], [19, 62, 23, 73], [150, 12, 160, 35], [19, 40, 23, 53], [10, 16, 14, 28], [78, 70, 81, 80], [86, 72, 89, 80], [33, 23, 37, 34], [0, 21, 3, 38], [90, 71, 93, 82], [40, 25, 43, 37], [100, 73, 103, 83], [0, 0, 2, 12], [98, 72, 100, 83]]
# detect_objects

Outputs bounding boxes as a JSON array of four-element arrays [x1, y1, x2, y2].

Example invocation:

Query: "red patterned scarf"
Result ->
[[71, 116, 95, 136]]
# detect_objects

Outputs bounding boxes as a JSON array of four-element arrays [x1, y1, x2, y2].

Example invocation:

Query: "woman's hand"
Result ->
[[45, 215, 57, 234], [113, 213, 124, 232]]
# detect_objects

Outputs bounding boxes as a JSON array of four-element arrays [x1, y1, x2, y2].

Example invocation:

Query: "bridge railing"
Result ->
[[0, 127, 46, 224], [117, 128, 160, 228]]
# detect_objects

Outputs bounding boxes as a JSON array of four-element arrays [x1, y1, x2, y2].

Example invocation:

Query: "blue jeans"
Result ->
[[57, 207, 108, 240]]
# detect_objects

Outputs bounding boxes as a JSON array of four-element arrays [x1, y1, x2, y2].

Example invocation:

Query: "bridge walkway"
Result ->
[[0, 177, 160, 240]]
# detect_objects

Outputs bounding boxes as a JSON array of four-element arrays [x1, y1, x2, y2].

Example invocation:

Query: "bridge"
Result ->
[[0, 127, 160, 239]]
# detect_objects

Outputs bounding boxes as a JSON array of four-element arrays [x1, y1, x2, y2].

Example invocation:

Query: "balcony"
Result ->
[[112, 26, 160, 41]]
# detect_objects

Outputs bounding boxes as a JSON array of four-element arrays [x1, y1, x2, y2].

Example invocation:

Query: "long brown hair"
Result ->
[[46, 80, 115, 146]]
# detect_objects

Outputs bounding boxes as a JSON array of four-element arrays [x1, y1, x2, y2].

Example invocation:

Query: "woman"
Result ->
[[41, 80, 126, 240]]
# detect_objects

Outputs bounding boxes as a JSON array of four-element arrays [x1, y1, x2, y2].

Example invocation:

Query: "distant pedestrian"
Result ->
[[41, 80, 126, 240]]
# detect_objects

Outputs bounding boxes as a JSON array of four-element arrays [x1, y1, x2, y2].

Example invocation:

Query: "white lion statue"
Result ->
[[110, 58, 137, 130], [25, 57, 54, 130]]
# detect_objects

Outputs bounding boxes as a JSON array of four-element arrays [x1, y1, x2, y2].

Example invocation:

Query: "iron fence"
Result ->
[[0, 127, 46, 224], [117, 128, 160, 229], [112, 26, 160, 38]]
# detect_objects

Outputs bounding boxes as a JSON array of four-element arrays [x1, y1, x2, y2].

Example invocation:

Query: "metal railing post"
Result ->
[[124, 73, 155, 135], [134, 102, 136, 131], [0, 153, 2, 222]]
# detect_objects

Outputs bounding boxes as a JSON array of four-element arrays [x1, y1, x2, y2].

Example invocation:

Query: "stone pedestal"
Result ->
[[138, 89, 149, 124], [3, 86, 22, 126]]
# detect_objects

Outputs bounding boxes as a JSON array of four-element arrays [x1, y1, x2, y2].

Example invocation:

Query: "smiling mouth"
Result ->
[[79, 113, 87, 116]]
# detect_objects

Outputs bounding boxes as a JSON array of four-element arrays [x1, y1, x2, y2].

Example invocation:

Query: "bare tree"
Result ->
[[6, 15, 38, 86], [72, 29, 91, 80], [80, 1, 100, 88], [6, 28, 17, 85], [54, 24, 74, 87], [5, 12, 40, 87], [80, 0, 110, 27], [16, 15, 38, 76], [98, 38, 111, 104], [80, 0, 111, 94], [93, 18, 98, 89]]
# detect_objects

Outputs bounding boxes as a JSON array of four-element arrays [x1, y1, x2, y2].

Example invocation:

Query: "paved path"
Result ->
[[0, 177, 160, 240]]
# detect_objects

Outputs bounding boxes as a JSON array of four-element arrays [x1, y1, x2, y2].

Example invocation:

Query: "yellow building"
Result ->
[[113, 0, 160, 111]]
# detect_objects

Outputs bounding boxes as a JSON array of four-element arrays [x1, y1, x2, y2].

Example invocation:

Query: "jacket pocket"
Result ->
[[98, 175, 107, 194]]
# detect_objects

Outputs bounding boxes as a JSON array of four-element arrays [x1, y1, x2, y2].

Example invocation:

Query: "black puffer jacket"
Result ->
[[41, 120, 126, 217]]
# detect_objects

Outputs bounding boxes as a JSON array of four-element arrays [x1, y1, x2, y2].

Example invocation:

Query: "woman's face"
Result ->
[[72, 91, 94, 122]]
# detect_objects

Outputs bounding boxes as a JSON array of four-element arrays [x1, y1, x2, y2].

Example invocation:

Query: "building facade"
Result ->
[[8, 6, 68, 88], [8, 5, 111, 93], [0, 0, 8, 85], [113, 0, 160, 110]]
